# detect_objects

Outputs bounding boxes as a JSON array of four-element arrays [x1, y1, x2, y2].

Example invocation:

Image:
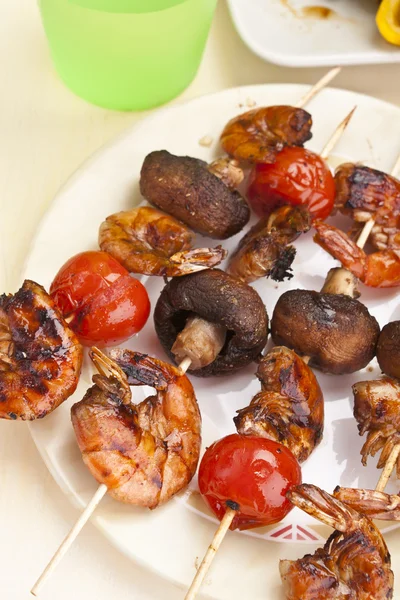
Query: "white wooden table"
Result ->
[[2, 2, 400, 599]]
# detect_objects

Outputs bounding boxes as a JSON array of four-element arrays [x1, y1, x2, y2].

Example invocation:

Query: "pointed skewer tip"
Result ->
[[295, 66, 342, 109], [320, 106, 357, 160]]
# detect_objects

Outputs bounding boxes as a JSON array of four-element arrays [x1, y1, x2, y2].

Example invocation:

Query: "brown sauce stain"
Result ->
[[302, 6, 335, 19], [280, 1, 337, 20]]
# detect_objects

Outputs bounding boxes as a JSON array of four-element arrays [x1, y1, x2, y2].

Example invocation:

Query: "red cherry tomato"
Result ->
[[198, 434, 301, 531], [247, 146, 335, 221], [50, 251, 150, 347]]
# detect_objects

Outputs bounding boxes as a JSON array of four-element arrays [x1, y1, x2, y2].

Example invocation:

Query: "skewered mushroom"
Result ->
[[154, 268, 269, 377], [271, 288, 380, 374], [140, 150, 250, 239], [377, 320, 400, 380]]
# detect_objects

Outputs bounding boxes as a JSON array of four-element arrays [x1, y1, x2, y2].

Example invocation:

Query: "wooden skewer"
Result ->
[[352, 158, 400, 493], [320, 107, 356, 161], [184, 106, 357, 600], [31, 483, 108, 596], [356, 155, 400, 493], [376, 444, 400, 492], [295, 67, 341, 109], [185, 507, 237, 600], [31, 355, 192, 597], [356, 151, 400, 249]]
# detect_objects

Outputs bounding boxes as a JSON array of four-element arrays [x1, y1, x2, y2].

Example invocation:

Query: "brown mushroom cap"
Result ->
[[271, 289, 380, 374], [139, 150, 250, 239], [154, 269, 269, 377], [377, 321, 400, 379]]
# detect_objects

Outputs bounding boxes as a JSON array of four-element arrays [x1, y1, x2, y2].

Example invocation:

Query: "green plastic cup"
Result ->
[[39, 0, 217, 110]]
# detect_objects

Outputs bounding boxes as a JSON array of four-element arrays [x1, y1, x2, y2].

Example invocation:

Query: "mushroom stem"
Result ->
[[207, 157, 244, 190], [321, 267, 360, 298], [171, 316, 227, 371]]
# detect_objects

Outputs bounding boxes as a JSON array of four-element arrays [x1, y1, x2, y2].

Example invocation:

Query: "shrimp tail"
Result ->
[[267, 204, 311, 235], [313, 221, 366, 280], [108, 348, 176, 390], [334, 486, 400, 520], [376, 434, 400, 471], [359, 429, 385, 465], [168, 246, 227, 275], [288, 483, 356, 532], [234, 391, 293, 441]]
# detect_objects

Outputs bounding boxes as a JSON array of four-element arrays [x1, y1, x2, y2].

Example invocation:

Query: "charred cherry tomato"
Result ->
[[50, 251, 150, 347], [198, 434, 301, 531], [247, 147, 335, 221]]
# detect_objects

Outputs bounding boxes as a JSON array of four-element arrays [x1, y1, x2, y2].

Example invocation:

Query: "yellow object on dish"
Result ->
[[377, 0, 400, 46]]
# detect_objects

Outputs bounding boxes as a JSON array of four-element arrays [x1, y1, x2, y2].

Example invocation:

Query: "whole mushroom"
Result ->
[[154, 269, 269, 377], [140, 150, 250, 239], [377, 321, 400, 380], [271, 289, 380, 375]]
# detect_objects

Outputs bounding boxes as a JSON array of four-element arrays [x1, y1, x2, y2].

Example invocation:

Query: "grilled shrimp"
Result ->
[[234, 346, 324, 462], [0, 280, 82, 420], [227, 205, 311, 283], [335, 486, 400, 520], [314, 220, 400, 288], [71, 348, 201, 508], [220, 106, 312, 164], [280, 484, 394, 600], [353, 377, 400, 477], [99, 207, 226, 277], [335, 163, 400, 252]]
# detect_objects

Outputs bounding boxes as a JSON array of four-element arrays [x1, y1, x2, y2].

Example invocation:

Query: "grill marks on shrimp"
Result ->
[[0, 280, 82, 420]]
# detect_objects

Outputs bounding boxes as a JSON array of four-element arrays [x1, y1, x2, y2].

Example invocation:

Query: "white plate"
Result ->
[[227, 0, 400, 67], [23, 84, 400, 599]]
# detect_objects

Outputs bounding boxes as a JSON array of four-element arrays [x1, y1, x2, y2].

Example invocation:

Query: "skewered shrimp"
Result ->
[[99, 207, 226, 277], [227, 205, 311, 283], [335, 163, 400, 251], [334, 486, 400, 520], [314, 220, 400, 287], [220, 105, 312, 164], [280, 483, 394, 600], [71, 347, 201, 508], [353, 377, 400, 477], [0, 280, 83, 420], [234, 346, 324, 462]]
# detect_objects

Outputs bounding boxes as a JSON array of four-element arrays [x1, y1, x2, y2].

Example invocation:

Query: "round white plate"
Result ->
[[24, 84, 400, 599]]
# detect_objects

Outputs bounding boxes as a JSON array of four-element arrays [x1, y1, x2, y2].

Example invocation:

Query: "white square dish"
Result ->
[[227, 0, 400, 66]]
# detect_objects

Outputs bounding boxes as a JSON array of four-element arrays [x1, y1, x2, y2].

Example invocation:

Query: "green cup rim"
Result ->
[[68, 0, 189, 15]]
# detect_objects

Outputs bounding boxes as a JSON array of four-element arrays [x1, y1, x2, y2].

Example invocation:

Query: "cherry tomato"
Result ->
[[198, 434, 301, 531], [247, 146, 335, 221], [50, 251, 150, 347]]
